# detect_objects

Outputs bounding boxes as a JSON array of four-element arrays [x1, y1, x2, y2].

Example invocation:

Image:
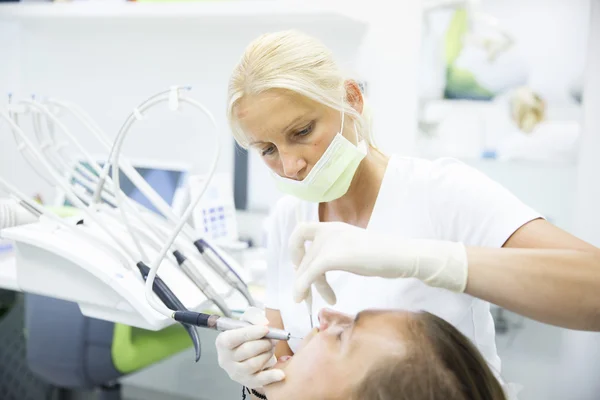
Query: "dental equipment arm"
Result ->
[[0, 176, 132, 269], [35, 99, 235, 316], [0, 198, 39, 229], [105, 87, 254, 320], [44, 96, 251, 311], [1, 108, 204, 355], [0, 109, 141, 266], [14, 103, 117, 206]]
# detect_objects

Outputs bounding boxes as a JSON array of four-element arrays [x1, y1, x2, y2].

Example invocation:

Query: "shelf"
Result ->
[[0, 1, 365, 26]]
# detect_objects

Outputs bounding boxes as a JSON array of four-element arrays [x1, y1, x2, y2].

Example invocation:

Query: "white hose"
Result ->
[[107, 87, 220, 317], [0, 109, 139, 266]]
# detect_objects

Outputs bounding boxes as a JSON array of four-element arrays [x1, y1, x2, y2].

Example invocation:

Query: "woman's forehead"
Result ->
[[235, 90, 320, 140], [236, 90, 314, 120], [350, 311, 412, 352]]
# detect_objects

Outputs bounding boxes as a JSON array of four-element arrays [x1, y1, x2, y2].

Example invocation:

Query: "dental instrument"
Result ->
[[172, 310, 300, 341], [306, 289, 313, 329], [0, 108, 205, 360]]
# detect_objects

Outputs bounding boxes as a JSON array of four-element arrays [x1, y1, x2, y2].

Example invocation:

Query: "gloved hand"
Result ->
[[289, 222, 468, 305], [215, 307, 285, 388]]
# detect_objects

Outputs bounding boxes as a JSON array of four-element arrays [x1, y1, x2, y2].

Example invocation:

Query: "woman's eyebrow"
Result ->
[[354, 311, 364, 325], [281, 115, 306, 134], [346, 311, 366, 343], [248, 139, 267, 146]]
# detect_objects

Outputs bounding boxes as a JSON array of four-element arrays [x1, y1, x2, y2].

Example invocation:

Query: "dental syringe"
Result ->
[[173, 311, 301, 341]]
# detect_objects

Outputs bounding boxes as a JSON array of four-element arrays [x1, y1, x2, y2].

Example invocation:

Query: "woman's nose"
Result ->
[[318, 308, 353, 331], [280, 152, 306, 179]]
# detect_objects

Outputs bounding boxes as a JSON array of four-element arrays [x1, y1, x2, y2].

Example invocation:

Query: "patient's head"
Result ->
[[264, 309, 506, 400]]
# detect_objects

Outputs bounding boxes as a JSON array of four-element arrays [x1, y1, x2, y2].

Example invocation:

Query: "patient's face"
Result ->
[[264, 309, 410, 400]]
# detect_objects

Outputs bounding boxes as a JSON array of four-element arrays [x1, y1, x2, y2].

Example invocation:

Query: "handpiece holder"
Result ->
[[0, 220, 246, 331]]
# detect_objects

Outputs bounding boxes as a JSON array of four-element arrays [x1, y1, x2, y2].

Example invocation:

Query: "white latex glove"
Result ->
[[215, 307, 285, 388], [289, 222, 468, 305]]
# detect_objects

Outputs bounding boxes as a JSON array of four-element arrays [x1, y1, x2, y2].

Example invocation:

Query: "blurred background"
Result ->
[[1, 0, 599, 399]]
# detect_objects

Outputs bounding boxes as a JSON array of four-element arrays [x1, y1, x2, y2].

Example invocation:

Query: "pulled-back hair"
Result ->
[[227, 30, 374, 149], [353, 311, 507, 400]]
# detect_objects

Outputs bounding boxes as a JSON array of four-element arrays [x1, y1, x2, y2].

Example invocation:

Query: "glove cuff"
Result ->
[[420, 241, 469, 293]]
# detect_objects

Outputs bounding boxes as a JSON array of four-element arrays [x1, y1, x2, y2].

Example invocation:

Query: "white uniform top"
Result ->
[[264, 156, 541, 376]]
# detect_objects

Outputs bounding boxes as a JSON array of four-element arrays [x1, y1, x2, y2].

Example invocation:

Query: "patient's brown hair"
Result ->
[[352, 311, 507, 400]]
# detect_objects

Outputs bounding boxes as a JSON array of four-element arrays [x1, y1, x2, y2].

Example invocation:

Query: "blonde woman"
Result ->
[[215, 30, 600, 398]]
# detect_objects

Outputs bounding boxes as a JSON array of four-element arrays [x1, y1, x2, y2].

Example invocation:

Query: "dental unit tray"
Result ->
[[0, 220, 250, 331]]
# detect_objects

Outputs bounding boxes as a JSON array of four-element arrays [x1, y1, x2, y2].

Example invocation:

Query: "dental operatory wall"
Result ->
[[0, 0, 592, 237], [0, 14, 365, 204]]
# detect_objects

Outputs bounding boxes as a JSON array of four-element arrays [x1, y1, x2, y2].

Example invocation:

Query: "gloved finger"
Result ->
[[293, 232, 327, 276], [292, 232, 330, 299], [291, 233, 325, 302], [293, 262, 330, 304], [252, 369, 286, 388], [313, 274, 337, 306], [232, 338, 274, 362], [289, 222, 322, 267], [237, 347, 278, 375], [215, 325, 269, 350], [293, 273, 337, 305], [263, 354, 277, 370], [241, 306, 269, 326]]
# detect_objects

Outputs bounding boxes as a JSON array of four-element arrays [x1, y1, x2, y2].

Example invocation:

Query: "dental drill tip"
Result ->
[[290, 336, 303, 340]]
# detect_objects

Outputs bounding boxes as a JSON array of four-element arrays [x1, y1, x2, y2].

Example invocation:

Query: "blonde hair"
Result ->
[[227, 30, 375, 149]]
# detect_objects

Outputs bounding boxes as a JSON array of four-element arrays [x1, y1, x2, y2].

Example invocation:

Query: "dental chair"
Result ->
[[24, 294, 194, 400], [0, 291, 56, 400]]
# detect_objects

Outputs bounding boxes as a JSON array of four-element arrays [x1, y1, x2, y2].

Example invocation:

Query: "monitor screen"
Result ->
[[61, 160, 189, 214]]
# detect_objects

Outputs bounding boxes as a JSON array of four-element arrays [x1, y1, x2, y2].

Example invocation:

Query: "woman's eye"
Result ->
[[261, 145, 276, 157], [296, 122, 314, 137]]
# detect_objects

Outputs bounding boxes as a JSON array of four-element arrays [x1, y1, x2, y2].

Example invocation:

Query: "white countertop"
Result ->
[[0, 251, 19, 292]]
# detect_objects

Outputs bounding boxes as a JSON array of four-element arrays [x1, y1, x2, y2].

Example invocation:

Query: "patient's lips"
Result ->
[[272, 354, 293, 370], [271, 327, 319, 370]]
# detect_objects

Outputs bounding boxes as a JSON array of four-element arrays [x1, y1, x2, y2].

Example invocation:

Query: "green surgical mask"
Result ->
[[271, 111, 367, 203]]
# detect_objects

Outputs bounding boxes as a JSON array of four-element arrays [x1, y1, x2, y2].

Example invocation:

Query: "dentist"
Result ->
[[214, 29, 600, 398]]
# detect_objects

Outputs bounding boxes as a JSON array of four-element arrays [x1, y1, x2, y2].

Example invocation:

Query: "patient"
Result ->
[[262, 309, 507, 400]]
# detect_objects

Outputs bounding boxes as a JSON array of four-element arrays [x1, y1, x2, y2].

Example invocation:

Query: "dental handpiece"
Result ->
[[173, 311, 298, 341]]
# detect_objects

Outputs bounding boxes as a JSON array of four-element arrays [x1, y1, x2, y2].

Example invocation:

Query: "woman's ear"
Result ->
[[344, 80, 364, 115]]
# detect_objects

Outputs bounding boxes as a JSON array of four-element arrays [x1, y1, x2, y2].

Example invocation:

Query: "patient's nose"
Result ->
[[318, 308, 354, 331]]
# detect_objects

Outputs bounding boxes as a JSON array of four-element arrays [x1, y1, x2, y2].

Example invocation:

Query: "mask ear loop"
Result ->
[[354, 120, 361, 145], [341, 99, 361, 147], [339, 106, 345, 137]]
